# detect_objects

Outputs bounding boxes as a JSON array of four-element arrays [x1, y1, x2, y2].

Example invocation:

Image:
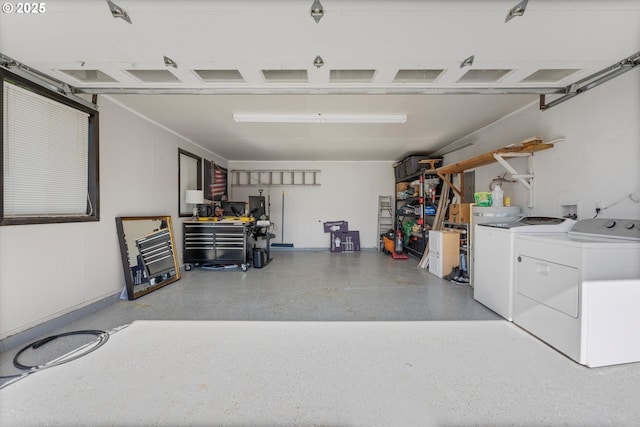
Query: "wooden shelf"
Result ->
[[436, 137, 551, 175], [418, 137, 553, 269], [436, 137, 553, 203]]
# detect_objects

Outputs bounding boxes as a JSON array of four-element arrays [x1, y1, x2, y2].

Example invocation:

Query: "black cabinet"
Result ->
[[183, 221, 250, 270], [136, 229, 178, 278]]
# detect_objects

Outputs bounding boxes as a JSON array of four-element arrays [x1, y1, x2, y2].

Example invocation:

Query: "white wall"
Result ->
[[228, 161, 395, 249], [0, 96, 226, 339], [2, 70, 637, 339], [444, 70, 640, 220]]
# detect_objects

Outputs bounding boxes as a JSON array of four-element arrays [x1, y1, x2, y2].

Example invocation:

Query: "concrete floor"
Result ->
[[0, 250, 497, 375], [3, 251, 640, 426]]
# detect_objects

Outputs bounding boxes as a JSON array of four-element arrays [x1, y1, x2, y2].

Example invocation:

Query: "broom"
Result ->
[[271, 191, 294, 248]]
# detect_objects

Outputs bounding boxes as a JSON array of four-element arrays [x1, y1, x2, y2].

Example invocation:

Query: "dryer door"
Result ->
[[516, 255, 579, 318]]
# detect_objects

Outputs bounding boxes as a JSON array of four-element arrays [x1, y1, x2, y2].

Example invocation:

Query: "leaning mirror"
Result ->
[[115, 216, 181, 300], [179, 149, 202, 217]]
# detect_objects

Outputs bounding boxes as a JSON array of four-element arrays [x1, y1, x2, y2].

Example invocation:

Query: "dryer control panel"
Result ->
[[570, 218, 640, 241]]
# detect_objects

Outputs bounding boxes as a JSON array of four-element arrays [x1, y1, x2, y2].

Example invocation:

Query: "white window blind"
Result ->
[[3, 81, 89, 216]]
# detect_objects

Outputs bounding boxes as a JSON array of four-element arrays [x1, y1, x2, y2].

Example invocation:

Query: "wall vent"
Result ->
[[330, 69, 376, 83], [262, 69, 308, 82], [393, 69, 443, 83], [457, 69, 512, 83], [60, 70, 117, 83], [126, 69, 180, 83], [195, 69, 244, 82], [521, 69, 580, 83]]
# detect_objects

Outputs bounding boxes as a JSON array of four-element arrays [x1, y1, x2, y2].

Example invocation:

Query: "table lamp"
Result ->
[[185, 190, 204, 218]]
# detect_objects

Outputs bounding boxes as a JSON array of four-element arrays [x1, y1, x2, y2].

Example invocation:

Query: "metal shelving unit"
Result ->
[[395, 168, 442, 258]]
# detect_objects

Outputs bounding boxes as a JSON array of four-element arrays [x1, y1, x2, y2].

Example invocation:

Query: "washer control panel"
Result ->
[[570, 218, 640, 241]]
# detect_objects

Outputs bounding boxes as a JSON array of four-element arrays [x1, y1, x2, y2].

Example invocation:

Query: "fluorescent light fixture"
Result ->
[[233, 113, 407, 124]]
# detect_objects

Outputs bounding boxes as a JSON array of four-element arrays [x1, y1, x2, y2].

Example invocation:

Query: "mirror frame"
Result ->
[[178, 148, 202, 217], [115, 215, 181, 300]]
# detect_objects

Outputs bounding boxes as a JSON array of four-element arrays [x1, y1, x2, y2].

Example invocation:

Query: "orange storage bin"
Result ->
[[383, 236, 395, 253]]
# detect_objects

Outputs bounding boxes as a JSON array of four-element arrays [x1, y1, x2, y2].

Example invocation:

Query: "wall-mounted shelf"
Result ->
[[418, 137, 552, 269], [436, 137, 553, 208]]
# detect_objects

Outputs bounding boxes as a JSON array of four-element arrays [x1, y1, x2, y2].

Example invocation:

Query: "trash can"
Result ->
[[253, 248, 266, 268]]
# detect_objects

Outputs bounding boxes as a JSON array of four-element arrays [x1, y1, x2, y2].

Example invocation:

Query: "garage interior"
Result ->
[[1, 0, 640, 425]]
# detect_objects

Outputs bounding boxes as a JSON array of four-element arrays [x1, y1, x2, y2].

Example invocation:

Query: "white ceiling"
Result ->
[[1, 0, 639, 161]]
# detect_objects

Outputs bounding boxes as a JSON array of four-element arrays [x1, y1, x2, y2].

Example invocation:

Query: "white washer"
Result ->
[[474, 217, 576, 321], [469, 206, 521, 287], [513, 218, 640, 367]]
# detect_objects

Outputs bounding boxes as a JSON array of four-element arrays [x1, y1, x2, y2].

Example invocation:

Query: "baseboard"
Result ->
[[0, 292, 121, 353]]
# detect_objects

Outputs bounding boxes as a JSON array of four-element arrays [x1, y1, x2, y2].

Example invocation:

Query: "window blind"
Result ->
[[3, 81, 89, 216]]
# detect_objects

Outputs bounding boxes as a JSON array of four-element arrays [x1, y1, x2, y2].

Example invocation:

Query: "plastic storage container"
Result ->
[[474, 192, 492, 207], [402, 155, 432, 178]]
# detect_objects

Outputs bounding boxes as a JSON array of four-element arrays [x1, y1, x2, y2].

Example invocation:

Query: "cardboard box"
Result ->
[[449, 203, 472, 223], [396, 182, 410, 193]]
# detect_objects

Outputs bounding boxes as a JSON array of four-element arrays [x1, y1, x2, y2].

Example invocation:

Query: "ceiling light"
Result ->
[[311, 0, 324, 23], [233, 113, 407, 124], [460, 55, 475, 68], [505, 0, 528, 23], [106, 0, 132, 24], [163, 56, 178, 69]]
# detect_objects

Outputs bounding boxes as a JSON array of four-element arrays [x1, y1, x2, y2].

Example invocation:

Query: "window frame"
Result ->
[[0, 68, 100, 226]]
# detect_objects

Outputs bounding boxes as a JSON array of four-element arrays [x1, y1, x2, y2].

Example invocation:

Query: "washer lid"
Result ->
[[519, 216, 568, 226], [480, 216, 573, 230], [479, 221, 521, 229]]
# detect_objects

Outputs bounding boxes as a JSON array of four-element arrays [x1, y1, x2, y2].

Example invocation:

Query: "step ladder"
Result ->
[[230, 169, 321, 187], [377, 195, 394, 252]]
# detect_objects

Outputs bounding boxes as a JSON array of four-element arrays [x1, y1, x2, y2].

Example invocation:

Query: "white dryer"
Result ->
[[513, 218, 640, 367], [474, 217, 576, 320]]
